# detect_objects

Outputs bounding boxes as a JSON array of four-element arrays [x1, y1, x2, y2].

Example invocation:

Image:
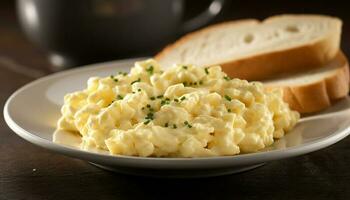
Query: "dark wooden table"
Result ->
[[1, 1, 350, 199]]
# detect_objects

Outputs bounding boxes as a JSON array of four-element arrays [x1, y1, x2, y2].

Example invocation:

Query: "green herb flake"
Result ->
[[145, 112, 154, 120], [161, 99, 170, 106], [108, 100, 115, 106], [118, 71, 128, 76], [184, 121, 192, 128], [224, 76, 231, 81], [180, 96, 186, 101], [117, 95, 124, 100], [146, 65, 154, 75], [110, 75, 118, 82], [131, 78, 141, 85], [182, 65, 188, 70], [144, 120, 151, 125], [164, 122, 169, 127], [205, 67, 209, 75], [174, 98, 179, 102], [156, 95, 164, 99], [146, 104, 151, 108], [194, 82, 198, 86], [138, 88, 141, 92], [183, 82, 188, 87], [173, 124, 177, 129], [224, 95, 232, 101], [227, 109, 231, 113], [150, 96, 156, 100]]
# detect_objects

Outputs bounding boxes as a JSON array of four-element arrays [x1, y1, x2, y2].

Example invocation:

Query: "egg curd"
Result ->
[[57, 59, 299, 157]]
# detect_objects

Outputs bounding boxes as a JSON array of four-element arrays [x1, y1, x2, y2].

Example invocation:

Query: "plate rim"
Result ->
[[3, 57, 350, 169]]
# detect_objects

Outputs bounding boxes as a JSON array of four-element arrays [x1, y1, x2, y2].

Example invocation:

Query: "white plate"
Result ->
[[4, 57, 350, 178]]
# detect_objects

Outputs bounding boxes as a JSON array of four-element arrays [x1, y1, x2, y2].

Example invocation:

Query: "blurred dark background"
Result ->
[[1, 0, 350, 72]]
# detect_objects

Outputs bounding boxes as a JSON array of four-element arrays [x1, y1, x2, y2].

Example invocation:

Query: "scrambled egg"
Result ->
[[57, 59, 299, 157]]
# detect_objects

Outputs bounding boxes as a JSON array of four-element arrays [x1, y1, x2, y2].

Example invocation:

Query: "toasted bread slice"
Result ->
[[264, 52, 349, 113], [155, 14, 342, 81]]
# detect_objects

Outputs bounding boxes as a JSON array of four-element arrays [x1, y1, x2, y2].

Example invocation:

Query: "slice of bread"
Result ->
[[155, 14, 342, 81], [264, 52, 349, 113]]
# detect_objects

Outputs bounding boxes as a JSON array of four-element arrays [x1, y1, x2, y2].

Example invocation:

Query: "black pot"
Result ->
[[17, 0, 225, 69]]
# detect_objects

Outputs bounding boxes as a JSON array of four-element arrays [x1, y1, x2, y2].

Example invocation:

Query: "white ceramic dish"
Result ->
[[4, 57, 350, 178]]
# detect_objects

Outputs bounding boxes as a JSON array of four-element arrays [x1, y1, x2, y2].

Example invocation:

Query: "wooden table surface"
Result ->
[[1, 1, 350, 199]]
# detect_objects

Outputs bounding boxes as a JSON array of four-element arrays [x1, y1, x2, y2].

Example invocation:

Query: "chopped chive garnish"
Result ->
[[161, 99, 170, 106], [117, 95, 124, 100], [132, 91, 136, 94], [146, 104, 151, 108], [146, 65, 154, 75], [108, 100, 115, 106], [141, 107, 145, 110], [224, 95, 232, 101], [150, 96, 156, 100], [224, 76, 231, 81], [194, 82, 197, 85], [228, 109, 231, 112], [110, 75, 118, 82], [156, 95, 163, 99], [184, 121, 192, 128], [180, 96, 186, 101], [138, 88, 141, 92], [182, 65, 188, 69], [144, 120, 151, 125], [145, 112, 154, 120], [173, 124, 177, 129], [118, 71, 127, 76], [131, 78, 141, 85], [183, 82, 188, 86], [174, 98, 179, 102], [165, 97, 170, 101], [205, 67, 209, 75], [164, 122, 169, 127]]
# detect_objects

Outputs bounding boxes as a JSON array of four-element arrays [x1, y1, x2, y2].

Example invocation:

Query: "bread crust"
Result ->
[[282, 81, 331, 113], [155, 14, 342, 81], [267, 52, 349, 113], [325, 60, 349, 99]]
